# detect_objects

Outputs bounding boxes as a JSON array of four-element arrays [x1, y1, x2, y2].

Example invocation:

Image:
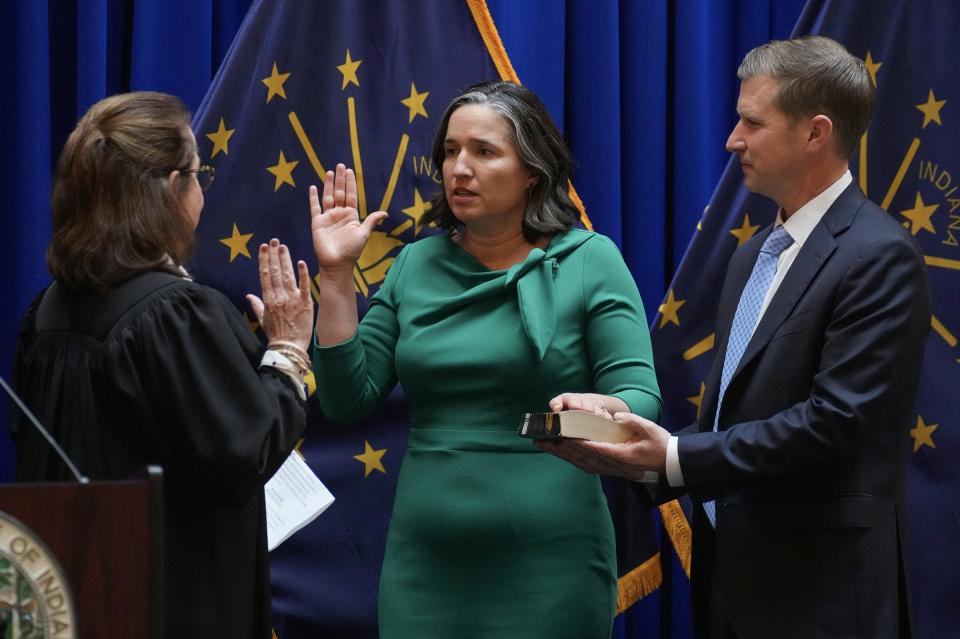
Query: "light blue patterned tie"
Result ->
[[704, 226, 793, 527]]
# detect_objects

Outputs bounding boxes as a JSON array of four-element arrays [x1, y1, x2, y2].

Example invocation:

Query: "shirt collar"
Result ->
[[776, 170, 852, 247], [163, 254, 193, 280]]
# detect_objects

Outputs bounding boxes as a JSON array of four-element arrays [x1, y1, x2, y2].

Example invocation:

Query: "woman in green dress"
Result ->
[[309, 81, 661, 638]]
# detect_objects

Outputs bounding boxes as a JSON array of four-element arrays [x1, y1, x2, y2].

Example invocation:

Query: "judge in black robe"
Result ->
[[10, 91, 314, 639]]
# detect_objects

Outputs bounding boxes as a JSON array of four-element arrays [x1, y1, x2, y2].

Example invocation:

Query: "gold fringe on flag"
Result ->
[[659, 499, 692, 578], [616, 500, 695, 612], [616, 551, 663, 613]]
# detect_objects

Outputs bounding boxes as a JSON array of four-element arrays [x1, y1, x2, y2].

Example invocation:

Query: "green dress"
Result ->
[[314, 228, 661, 639]]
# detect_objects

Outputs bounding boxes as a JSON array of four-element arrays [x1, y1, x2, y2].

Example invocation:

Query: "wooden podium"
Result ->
[[0, 467, 164, 638]]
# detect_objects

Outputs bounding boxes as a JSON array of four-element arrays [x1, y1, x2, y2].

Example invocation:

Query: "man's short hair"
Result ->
[[738, 35, 876, 158]]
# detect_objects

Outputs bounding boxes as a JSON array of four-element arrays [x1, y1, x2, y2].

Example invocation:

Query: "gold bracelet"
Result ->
[[268, 340, 310, 361], [269, 346, 311, 374], [268, 339, 307, 350], [272, 349, 309, 370]]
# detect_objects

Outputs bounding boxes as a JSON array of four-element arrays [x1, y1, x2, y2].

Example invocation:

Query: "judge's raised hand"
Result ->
[[246, 238, 314, 353], [535, 412, 671, 480], [310, 163, 388, 272]]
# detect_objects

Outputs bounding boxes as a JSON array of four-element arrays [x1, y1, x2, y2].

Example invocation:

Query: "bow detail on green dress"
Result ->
[[505, 250, 559, 360], [411, 230, 594, 360]]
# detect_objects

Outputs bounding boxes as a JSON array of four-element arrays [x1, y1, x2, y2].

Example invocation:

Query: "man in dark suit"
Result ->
[[540, 36, 930, 638]]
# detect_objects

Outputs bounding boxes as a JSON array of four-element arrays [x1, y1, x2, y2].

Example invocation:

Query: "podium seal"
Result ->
[[0, 511, 77, 638]]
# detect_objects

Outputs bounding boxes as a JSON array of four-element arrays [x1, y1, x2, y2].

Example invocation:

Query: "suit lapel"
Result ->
[[733, 225, 836, 376], [730, 183, 864, 382]]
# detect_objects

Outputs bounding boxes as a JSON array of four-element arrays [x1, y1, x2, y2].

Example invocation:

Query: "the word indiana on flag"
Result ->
[[189, 1, 660, 637], [652, 1, 958, 638]]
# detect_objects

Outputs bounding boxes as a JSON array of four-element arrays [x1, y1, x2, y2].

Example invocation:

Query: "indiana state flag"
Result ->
[[652, 2, 958, 637], [189, 1, 503, 636]]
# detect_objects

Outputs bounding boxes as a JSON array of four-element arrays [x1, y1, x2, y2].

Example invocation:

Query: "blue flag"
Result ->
[[651, 2, 959, 636], [189, 1, 500, 636]]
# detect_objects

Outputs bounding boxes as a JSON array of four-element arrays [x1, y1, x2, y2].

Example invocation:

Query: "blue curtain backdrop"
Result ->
[[20, 2, 960, 639]]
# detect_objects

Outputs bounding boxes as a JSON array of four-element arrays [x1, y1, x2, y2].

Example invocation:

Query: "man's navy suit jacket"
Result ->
[[657, 183, 931, 638]]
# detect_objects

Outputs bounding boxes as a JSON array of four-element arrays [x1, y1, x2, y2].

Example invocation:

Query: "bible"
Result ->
[[518, 410, 634, 443]]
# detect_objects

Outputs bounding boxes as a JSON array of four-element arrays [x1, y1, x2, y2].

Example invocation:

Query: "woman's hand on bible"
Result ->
[[548, 392, 629, 416]]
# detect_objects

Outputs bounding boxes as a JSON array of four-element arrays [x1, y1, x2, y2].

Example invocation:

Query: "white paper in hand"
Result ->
[[265, 450, 335, 551]]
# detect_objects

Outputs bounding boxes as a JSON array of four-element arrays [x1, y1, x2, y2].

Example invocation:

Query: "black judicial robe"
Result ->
[[10, 270, 307, 639]]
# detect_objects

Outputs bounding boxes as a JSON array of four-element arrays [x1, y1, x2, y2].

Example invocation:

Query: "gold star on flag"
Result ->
[[916, 89, 946, 129], [657, 289, 686, 329], [864, 51, 881, 87], [909, 415, 938, 452], [729, 214, 760, 247], [267, 150, 298, 191], [206, 117, 235, 158], [401, 188, 432, 234], [262, 62, 291, 103], [354, 440, 387, 477], [304, 370, 316, 398], [401, 82, 430, 123], [219, 223, 254, 262], [687, 382, 705, 420], [337, 50, 362, 90], [900, 192, 939, 236]]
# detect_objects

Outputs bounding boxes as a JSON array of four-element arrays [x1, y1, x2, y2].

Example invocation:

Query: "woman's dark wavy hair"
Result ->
[[422, 81, 580, 242], [47, 91, 197, 293]]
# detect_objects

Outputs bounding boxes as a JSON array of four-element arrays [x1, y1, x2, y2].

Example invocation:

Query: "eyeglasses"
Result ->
[[183, 165, 215, 191]]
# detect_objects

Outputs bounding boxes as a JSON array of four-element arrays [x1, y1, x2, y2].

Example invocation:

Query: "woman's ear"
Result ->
[[167, 169, 181, 190]]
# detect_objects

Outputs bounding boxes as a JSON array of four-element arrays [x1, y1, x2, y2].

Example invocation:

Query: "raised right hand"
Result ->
[[246, 238, 314, 353], [310, 163, 388, 272]]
